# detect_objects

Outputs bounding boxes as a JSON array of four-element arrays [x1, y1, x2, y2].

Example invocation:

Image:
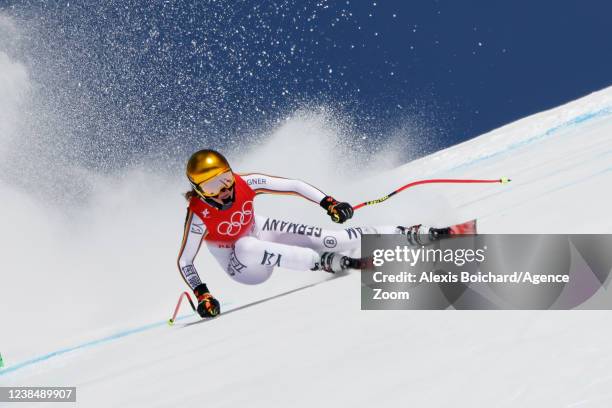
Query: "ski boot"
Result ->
[[315, 252, 369, 274], [398, 219, 477, 246]]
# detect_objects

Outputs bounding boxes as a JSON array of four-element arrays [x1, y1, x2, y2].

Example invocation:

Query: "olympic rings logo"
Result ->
[[217, 201, 254, 236]]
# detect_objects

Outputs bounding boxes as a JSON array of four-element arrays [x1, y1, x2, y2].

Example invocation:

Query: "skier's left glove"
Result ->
[[320, 196, 354, 224], [193, 283, 221, 318]]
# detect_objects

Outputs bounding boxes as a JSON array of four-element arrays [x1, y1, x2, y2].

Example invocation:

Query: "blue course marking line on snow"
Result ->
[[445, 107, 612, 173], [0, 301, 231, 377]]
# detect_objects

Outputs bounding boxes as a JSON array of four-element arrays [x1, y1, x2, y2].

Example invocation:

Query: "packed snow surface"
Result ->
[[2, 85, 612, 407]]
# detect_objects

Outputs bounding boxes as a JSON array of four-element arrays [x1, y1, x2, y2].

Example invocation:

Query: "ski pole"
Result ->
[[168, 291, 198, 326], [353, 177, 511, 211]]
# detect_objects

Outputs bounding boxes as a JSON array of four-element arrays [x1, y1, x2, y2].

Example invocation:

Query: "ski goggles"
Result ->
[[192, 170, 235, 197]]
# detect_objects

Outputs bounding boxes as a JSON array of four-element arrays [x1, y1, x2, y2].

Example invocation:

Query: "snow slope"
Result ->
[[2, 86, 612, 407]]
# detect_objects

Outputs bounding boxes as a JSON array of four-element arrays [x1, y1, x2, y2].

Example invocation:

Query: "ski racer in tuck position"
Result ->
[[177, 149, 475, 318]]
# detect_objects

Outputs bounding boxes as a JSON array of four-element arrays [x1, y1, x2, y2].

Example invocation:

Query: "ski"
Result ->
[[178, 274, 345, 328], [449, 219, 477, 235]]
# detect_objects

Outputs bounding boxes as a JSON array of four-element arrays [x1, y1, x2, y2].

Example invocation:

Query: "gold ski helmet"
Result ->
[[186, 150, 235, 198]]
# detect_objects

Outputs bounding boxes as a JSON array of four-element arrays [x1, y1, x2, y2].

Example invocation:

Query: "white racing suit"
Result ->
[[177, 173, 400, 286]]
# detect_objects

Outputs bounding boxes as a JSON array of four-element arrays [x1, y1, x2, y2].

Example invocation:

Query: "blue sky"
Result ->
[[4, 0, 612, 163]]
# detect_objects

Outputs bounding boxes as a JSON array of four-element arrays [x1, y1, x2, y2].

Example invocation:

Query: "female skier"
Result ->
[[177, 149, 472, 318]]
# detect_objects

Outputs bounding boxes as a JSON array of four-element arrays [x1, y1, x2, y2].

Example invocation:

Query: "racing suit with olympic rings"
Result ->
[[177, 173, 400, 286]]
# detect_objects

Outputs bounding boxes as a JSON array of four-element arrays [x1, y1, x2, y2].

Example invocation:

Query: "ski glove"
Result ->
[[193, 283, 221, 318], [320, 196, 354, 224]]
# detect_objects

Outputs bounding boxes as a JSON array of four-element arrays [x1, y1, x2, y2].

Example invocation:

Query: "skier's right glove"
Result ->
[[320, 196, 354, 223], [193, 283, 221, 318]]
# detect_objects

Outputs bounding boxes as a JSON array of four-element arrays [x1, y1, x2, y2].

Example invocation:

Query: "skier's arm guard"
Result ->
[[177, 211, 207, 289], [240, 173, 327, 204]]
